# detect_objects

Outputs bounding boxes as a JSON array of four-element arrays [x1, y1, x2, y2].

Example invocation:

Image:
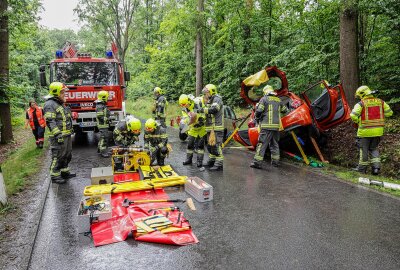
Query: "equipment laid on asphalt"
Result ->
[[111, 146, 151, 173], [185, 176, 213, 202], [358, 177, 400, 190], [77, 194, 112, 224], [283, 151, 323, 168], [139, 165, 179, 179], [83, 176, 187, 196], [122, 197, 196, 211], [91, 166, 114, 185]]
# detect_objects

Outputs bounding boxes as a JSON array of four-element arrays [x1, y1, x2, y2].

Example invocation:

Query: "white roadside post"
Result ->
[[0, 166, 7, 205]]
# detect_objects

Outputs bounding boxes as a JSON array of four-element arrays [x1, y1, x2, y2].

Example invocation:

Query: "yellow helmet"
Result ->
[[355, 85, 373, 99], [97, 90, 109, 102], [49, 82, 68, 97], [179, 94, 194, 108], [145, 118, 157, 131], [202, 84, 217, 96], [154, 87, 164, 95], [263, 85, 276, 96], [127, 118, 141, 134]]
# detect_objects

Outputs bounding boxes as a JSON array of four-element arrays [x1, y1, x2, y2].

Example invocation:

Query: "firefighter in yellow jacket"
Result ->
[[179, 94, 207, 167], [350, 86, 393, 175]]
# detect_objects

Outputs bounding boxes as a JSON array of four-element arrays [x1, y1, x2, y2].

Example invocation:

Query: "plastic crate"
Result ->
[[184, 176, 213, 202]]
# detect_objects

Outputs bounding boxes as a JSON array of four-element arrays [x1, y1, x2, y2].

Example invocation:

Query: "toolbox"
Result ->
[[184, 176, 213, 202], [90, 166, 113, 185], [77, 194, 112, 224]]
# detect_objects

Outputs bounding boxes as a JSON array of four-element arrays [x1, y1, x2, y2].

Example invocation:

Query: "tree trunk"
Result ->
[[195, 0, 204, 97], [0, 0, 13, 144], [340, 4, 359, 107]]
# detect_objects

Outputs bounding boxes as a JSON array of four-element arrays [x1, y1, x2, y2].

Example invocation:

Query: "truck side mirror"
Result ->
[[124, 71, 131, 82], [39, 72, 47, 87]]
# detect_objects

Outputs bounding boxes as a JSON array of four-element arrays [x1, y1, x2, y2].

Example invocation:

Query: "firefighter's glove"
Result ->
[[56, 135, 64, 145]]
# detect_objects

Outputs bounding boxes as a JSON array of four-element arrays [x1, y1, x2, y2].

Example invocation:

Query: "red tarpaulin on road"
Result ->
[[90, 185, 198, 247]]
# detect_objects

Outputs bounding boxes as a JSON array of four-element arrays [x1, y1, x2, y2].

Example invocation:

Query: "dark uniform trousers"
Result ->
[[254, 129, 280, 162], [206, 130, 224, 167], [50, 135, 72, 177]]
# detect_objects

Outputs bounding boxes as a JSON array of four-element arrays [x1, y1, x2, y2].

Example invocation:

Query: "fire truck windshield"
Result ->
[[51, 62, 118, 86]]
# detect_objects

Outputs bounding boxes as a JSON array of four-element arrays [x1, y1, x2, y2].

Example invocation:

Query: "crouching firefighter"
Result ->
[[198, 84, 224, 171], [350, 86, 393, 175], [179, 94, 206, 167], [113, 117, 142, 147], [96, 91, 111, 157], [250, 85, 288, 169], [44, 82, 76, 183], [144, 118, 168, 166]]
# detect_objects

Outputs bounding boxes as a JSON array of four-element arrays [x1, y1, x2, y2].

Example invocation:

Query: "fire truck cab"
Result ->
[[39, 46, 130, 133]]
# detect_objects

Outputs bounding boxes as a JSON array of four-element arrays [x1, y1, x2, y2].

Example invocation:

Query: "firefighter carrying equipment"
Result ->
[[112, 147, 151, 173], [83, 176, 187, 196]]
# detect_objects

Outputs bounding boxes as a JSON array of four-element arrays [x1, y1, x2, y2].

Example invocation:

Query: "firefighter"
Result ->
[[96, 91, 111, 157], [152, 87, 168, 128], [197, 84, 224, 171], [113, 117, 141, 147], [350, 86, 393, 175], [250, 85, 288, 169], [25, 100, 46, 148], [179, 94, 206, 167], [44, 82, 75, 184], [144, 118, 168, 166]]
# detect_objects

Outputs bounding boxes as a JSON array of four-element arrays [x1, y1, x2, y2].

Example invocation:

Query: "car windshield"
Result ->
[[51, 62, 118, 86]]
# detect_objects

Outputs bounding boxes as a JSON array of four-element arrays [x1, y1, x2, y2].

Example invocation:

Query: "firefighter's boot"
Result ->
[[205, 159, 215, 168], [51, 176, 66, 184], [271, 160, 280, 167], [38, 141, 44, 149], [352, 165, 367, 174], [250, 161, 262, 169], [61, 171, 76, 179], [197, 155, 204, 168], [183, 153, 193, 165], [209, 160, 223, 171], [372, 167, 380, 175], [157, 157, 165, 166]]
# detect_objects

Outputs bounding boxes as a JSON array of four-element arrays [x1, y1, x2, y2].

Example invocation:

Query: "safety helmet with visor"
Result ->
[[97, 90, 109, 102], [145, 118, 157, 132], [127, 118, 141, 134], [49, 82, 68, 97]]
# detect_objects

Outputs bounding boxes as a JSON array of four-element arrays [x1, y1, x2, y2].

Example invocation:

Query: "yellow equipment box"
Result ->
[[111, 147, 151, 173]]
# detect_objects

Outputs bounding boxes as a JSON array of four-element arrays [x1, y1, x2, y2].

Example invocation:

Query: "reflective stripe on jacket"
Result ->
[[154, 95, 167, 118], [43, 97, 72, 137], [350, 96, 393, 137], [96, 101, 111, 129], [204, 94, 224, 132], [256, 95, 287, 130], [27, 107, 46, 129], [144, 125, 168, 148]]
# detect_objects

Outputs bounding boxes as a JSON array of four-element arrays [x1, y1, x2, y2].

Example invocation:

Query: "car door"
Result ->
[[301, 81, 350, 131]]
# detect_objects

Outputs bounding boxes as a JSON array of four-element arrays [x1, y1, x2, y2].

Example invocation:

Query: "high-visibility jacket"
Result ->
[[350, 96, 393, 137], [43, 97, 73, 137], [181, 97, 206, 137], [204, 94, 224, 132], [27, 107, 46, 129], [95, 101, 111, 129], [255, 95, 287, 130]]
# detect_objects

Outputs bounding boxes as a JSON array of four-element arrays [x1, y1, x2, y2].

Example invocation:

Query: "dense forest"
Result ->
[[0, 0, 399, 142]]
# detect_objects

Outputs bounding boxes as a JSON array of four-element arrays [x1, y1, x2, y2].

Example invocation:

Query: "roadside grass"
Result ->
[[126, 97, 181, 125], [0, 111, 49, 213]]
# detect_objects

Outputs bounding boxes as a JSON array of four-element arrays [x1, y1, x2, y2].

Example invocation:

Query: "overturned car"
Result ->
[[233, 66, 351, 149]]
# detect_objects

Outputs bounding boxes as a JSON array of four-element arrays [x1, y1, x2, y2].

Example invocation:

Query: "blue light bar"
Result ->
[[106, 50, 113, 58], [55, 50, 63, 58]]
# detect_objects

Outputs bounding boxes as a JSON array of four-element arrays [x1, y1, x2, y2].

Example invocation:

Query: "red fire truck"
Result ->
[[39, 43, 130, 133]]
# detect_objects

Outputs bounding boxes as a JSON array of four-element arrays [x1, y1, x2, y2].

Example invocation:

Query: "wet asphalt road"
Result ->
[[29, 128, 400, 270]]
